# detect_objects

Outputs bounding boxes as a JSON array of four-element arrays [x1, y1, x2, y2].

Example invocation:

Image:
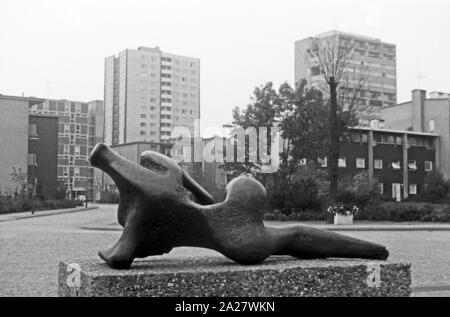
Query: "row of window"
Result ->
[[378, 183, 418, 196], [313, 157, 433, 171], [160, 57, 197, 68]]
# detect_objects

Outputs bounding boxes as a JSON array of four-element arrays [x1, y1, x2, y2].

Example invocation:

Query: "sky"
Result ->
[[1, 0, 450, 135]]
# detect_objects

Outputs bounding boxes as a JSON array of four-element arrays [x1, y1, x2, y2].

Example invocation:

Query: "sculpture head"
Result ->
[[90, 143, 215, 205]]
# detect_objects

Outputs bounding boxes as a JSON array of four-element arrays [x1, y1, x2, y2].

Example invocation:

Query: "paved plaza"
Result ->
[[0, 205, 449, 296]]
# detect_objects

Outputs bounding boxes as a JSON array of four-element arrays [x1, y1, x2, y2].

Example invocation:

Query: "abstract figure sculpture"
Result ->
[[90, 143, 389, 269]]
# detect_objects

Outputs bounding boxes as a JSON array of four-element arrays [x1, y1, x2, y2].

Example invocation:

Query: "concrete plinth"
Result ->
[[58, 256, 411, 297]]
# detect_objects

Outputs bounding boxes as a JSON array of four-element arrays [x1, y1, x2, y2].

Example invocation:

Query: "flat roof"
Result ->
[[350, 126, 439, 137], [111, 141, 174, 148], [313, 30, 395, 46], [29, 113, 59, 119], [0, 94, 45, 106]]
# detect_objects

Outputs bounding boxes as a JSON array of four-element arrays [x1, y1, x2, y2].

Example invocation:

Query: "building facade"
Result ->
[[0, 95, 58, 199], [0, 95, 35, 194], [295, 31, 397, 118], [324, 127, 437, 201], [380, 89, 450, 179], [104, 46, 200, 146], [30, 99, 104, 200], [28, 114, 59, 199]]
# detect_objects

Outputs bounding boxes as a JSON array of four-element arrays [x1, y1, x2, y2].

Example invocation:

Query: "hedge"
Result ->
[[0, 197, 82, 214]]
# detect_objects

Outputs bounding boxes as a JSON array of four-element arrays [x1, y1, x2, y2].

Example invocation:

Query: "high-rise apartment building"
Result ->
[[104, 46, 200, 145], [30, 99, 104, 200], [295, 31, 397, 117]]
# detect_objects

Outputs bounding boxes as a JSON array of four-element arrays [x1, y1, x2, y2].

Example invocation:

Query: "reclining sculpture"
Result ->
[[90, 143, 389, 270]]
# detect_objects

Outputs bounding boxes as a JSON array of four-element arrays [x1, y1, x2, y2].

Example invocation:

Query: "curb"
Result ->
[[327, 227, 450, 232], [0, 206, 99, 223]]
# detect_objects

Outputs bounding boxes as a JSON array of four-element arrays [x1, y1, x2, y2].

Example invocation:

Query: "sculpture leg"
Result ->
[[98, 228, 137, 269], [98, 211, 146, 269], [268, 225, 389, 260]]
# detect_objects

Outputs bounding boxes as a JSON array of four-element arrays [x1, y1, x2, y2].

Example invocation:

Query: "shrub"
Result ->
[[0, 197, 79, 214], [264, 209, 326, 221], [420, 206, 450, 222], [269, 178, 323, 214], [357, 201, 434, 222], [418, 171, 450, 203], [336, 191, 373, 209]]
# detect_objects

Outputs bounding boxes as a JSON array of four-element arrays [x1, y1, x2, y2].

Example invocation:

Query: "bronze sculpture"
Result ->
[[90, 143, 389, 270]]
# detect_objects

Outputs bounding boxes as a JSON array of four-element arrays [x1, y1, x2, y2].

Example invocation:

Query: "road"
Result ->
[[0, 204, 449, 296]]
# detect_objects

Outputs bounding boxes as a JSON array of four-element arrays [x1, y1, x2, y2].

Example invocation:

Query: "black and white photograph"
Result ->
[[1, 0, 450, 302]]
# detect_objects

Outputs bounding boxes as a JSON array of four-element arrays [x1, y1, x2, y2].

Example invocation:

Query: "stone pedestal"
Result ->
[[58, 256, 411, 297]]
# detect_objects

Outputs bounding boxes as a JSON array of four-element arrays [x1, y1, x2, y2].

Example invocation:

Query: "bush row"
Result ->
[[356, 201, 450, 222], [0, 197, 82, 214], [264, 200, 450, 223], [264, 209, 327, 221]]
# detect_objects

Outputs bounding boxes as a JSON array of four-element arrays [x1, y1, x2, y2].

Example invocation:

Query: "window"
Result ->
[[74, 146, 81, 156], [140, 122, 146, 127], [140, 131, 146, 136], [356, 158, 365, 169], [28, 153, 37, 166], [318, 157, 327, 168], [29, 123, 38, 137], [74, 167, 80, 177], [408, 160, 417, 171], [64, 124, 71, 134], [140, 114, 146, 119], [63, 145, 69, 155], [409, 184, 417, 195], [378, 183, 384, 195], [425, 161, 433, 172], [374, 159, 383, 169], [361, 134, 368, 143], [299, 159, 307, 166], [429, 120, 435, 132], [391, 161, 401, 170], [338, 157, 346, 168]]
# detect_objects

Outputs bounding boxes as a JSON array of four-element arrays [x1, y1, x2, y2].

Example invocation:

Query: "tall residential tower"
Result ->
[[295, 31, 397, 119], [104, 46, 200, 145]]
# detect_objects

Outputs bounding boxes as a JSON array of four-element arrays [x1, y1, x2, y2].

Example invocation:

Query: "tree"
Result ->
[[9, 167, 29, 199], [222, 82, 281, 186], [224, 81, 331, 214], [305, 35, 364, 200], [277, 80, 329, 190]]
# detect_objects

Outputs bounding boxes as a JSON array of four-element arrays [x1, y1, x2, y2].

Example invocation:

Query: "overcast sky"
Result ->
[[1, 0, 450, 134]]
